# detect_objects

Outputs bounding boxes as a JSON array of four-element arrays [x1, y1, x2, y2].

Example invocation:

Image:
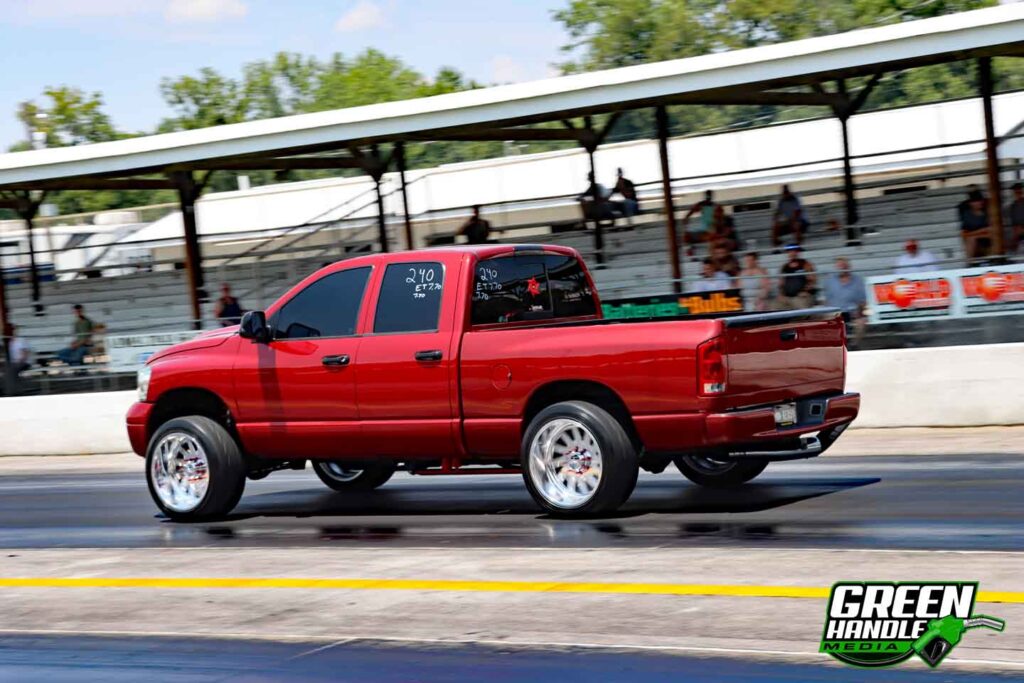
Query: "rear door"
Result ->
[[232, 266, 372, 458], [355, 258, 461, 458]]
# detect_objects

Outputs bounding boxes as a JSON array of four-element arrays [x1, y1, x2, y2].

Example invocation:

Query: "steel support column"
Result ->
[[838, 115, 861, 245], [374, 177, 389, 253], [655, 106, 683, 294], [586, 145, 605, 265], [12, 194, 43, 312], [979, 57, 1005, 255], [395, 142, 414, 250], [171, 171, 206, 330]]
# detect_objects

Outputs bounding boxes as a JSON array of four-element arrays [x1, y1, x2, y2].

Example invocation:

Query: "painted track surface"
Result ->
[[2, 442, 1023, 680]]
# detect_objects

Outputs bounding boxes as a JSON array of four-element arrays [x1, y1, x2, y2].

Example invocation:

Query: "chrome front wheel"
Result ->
[[145, 415, 246, 521], [150, 431, 210, 513]]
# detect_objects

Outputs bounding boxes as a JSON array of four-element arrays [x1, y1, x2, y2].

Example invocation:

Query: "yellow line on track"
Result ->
[[0, 577, 1020, 603]]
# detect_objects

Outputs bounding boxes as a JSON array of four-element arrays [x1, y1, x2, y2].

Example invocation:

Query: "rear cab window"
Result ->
[[374, 262, 445, 333], [472, 253, 596, 326]]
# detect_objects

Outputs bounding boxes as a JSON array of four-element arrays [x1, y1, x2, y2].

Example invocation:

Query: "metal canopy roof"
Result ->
[[1, 3, 1024, 188]]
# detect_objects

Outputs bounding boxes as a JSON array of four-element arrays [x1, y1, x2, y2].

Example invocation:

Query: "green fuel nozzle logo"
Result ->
[[912, 614, 1005, 667], [820, 582, 1006, 668]]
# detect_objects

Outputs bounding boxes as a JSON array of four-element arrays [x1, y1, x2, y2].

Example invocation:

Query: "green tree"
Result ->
[[158, 67, 250, 132], [16, 86, 119, 147], [552, 0, 1019, 135]]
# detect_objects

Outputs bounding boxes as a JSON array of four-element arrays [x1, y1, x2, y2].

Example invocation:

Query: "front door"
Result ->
[[356, 259, 459, 459], [232, 265, 372, 458]]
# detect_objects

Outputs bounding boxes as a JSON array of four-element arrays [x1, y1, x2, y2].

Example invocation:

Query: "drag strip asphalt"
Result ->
[[1, 454, 1022, 551]]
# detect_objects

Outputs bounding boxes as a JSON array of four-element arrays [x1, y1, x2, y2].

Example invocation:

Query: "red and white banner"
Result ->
[[866, 264, 1024, 323]]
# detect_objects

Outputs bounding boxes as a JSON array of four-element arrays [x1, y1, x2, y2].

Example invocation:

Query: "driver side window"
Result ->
[[273, 266, 371, 339]]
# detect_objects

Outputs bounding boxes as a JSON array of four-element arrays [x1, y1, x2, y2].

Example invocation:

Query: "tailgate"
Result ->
[[721, 308, 846, 406]]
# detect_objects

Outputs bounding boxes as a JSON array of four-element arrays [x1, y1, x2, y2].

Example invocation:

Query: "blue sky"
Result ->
[[0, 0, 567, 148]]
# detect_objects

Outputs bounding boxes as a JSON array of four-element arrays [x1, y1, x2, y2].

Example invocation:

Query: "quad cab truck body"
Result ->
[[127, 245, 860, 519]]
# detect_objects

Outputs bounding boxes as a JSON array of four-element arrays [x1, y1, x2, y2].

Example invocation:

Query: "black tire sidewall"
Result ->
[[311, 461, 395, 491], [145, 415, 246, 521], [674, 456, 768, 487], [521, 400, 638, 516]]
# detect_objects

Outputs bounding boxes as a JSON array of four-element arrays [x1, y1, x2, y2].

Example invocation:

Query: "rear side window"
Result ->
[[374, 262, 445, 333], [471, 254, 595, 325], [275, 266, 371, 339]]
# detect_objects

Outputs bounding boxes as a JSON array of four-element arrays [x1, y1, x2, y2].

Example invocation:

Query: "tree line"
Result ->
[[6, 0, 1022, 216]]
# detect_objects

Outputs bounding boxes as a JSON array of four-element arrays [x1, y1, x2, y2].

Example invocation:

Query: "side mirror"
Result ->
[[239, 310, 271, 343]]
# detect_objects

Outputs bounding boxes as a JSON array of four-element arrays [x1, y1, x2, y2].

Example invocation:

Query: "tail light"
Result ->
[[697, 337, 727, 395]]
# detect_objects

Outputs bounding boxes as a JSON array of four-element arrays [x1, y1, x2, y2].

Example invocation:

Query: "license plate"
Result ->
[[774, 403, 797, 427]]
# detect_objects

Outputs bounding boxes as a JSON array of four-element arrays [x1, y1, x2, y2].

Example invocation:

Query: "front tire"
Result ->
[[521, 401, 639, 516], [674, 455, 768, 487], [146, 415, 246, 522], [311, 461, 395, 491]]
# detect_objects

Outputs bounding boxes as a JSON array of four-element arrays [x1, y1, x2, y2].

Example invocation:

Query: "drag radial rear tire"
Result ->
[[673, 455, 768, 488], [521, 400, 639, 517], [145, 415, 246, 522], [311, 461, 395, 491]]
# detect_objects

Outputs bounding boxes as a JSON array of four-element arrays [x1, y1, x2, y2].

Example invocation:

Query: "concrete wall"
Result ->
[[1, 342, 1022, 456], [846, 342, 1024, 428]]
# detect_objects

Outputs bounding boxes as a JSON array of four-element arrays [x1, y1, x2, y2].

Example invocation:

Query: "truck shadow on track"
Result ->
[[208, 476, 880, 525]]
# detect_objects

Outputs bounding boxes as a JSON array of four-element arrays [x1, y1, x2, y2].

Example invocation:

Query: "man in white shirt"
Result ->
[[7, 325, 30, 375], [894, 240, 939, 275], [690, 258, 732, 293]]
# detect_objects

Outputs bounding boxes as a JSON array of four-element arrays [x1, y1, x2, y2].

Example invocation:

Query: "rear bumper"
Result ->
[[126, 401, 153, 456], [705, 392, 860, 452], [634, 392, 860, 461]]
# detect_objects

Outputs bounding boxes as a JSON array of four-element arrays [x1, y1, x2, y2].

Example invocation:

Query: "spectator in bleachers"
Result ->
[[215, 283, 244, 326], [578, 173, 616, 224], [739, 252, 773, 312], [824, 257, 867, 349], [957, 186, 991, 260], [776, 245, 816, 310], [771, 185, 808, 248], [894, 239, 939, 274], [709, 205, 741, 253], [682, 190, 718, 246], [690, 257, 731, 293], [1007, 182, 1024, 253], [4, 324, 31, 375], [56, 304, 95, 366], [710, 244, 740, 287], [459, 205, 493, 245], [612, 168, 639, 218]]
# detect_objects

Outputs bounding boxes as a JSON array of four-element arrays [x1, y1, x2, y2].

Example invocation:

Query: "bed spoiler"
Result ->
[[720, 307, 842, 328]]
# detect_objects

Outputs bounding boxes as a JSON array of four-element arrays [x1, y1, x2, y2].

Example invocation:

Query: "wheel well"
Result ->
[[147, 388, 233, 441], [522, 380, 641, 448]]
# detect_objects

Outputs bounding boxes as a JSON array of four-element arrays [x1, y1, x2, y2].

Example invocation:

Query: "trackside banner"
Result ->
[[866, 264, 1024, 323], [601, 289, 744, 319], [106, 331, 198, 372]]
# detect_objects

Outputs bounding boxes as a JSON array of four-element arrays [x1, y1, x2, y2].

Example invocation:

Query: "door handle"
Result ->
[[414, 350, 443, 362], [321, 354, 350, 367], [780, 330, 798, 342]]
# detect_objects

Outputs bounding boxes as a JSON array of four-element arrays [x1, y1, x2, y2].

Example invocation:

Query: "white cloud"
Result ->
[[334, 0, 386, 32], [164, 0, 248, 23], [491, 55, 528, 84]]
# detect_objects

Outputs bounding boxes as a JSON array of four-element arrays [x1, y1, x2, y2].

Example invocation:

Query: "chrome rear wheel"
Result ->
[[528, 418, 604, 510]]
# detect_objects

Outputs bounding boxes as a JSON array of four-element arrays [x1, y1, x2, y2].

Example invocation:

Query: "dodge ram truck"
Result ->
[[127, 244, 860, 520]]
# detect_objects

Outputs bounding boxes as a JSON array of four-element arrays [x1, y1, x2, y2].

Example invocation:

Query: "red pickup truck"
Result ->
[[127, 245, 859, 520]]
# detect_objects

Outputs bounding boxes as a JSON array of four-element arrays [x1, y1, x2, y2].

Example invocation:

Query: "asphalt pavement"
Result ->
[[0, 454, 1022, 551]]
